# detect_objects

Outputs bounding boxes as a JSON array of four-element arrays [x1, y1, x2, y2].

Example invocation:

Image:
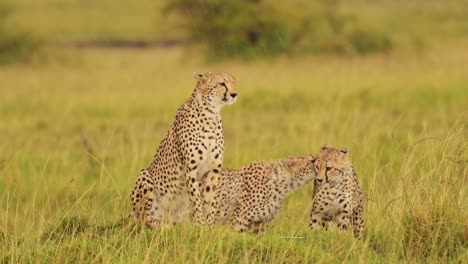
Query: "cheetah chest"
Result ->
[[197, 128, 223, 172], [316, 180, 353, 218], [184, 112, 223, 175]]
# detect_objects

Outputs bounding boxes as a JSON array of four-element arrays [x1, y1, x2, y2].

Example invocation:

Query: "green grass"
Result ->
[[0, 46, 467, 262], [0, 0, 467, 262]]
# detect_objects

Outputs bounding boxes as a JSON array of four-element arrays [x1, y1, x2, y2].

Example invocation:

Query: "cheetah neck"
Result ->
[[271, 163, 306, 194], [191, 91, 223, 114]]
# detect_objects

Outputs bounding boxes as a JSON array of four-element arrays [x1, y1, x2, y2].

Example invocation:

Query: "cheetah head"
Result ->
[[194, 72, 238, 108], [285, 154, 317, 188], [314, 144, 352, 185]]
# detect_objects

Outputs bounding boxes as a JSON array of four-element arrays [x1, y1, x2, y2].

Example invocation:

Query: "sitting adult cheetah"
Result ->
[[206, 154, 316, 233], [309, 145, 364, 238], [130, 72, 238, 228]]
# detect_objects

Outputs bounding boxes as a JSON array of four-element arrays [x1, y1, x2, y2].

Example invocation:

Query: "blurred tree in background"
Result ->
[[0, 4, 40, 64], [165, 0, 392, 60]]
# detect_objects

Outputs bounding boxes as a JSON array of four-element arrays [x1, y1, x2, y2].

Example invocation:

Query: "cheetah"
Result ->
[[130, 72, 238, 228], [206, 154, 316, 233], [309, 145, 364, 238]]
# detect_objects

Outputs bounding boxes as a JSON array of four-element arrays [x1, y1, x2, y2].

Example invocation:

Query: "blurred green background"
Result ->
[[0, 0, 467, 263], [1, 0, 468, 61]]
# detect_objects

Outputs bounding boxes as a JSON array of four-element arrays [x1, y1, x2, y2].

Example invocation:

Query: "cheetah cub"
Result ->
[[130, 72, 237, 228], [207, 154, 316, 233], [309, 145, 364, 238]]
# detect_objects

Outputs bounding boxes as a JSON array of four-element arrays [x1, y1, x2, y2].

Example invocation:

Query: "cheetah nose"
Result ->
[[230, 93, 237, 98], [316, 179, 324, 184]]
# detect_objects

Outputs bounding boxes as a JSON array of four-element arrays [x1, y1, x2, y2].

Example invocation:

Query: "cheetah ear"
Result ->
[[321, 144, 329, 150], [194, 72, 204, 80], [310, 154, 317, 162], [194, 72, 208, 87], [340, 148, 349, 154]]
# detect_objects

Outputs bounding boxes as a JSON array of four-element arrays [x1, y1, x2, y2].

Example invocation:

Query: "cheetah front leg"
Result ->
[[310, 211, 325, 230], [310, 199, 330, 231], [250, 221, 266, 235], [231, 219, 249, 233], [335, 209, 352, 234], [201, 164, 222, 227], [351, 203, 364, 239], [230, 206, 250, 233], [185, 166, 206, 226]]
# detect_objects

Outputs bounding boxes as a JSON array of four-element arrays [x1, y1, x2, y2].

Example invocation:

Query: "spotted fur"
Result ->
[[309, 145, 364, 238], [130, 72, 238, 228], [207, 154, 316, 233]]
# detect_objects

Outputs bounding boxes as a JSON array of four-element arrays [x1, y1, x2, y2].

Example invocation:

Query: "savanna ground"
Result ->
[[1, 0, 467, 263]]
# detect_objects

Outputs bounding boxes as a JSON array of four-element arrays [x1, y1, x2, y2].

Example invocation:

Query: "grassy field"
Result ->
[[1, 46, 467, 262], [1, 0, 468, 263]]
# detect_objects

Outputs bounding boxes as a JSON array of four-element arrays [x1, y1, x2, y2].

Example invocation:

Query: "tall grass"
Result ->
[[0, 46, 467, 262]]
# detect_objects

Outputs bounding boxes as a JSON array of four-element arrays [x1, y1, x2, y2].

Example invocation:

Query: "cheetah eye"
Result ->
[[326, 167, 332, 171], [218, 82, 227, 88]]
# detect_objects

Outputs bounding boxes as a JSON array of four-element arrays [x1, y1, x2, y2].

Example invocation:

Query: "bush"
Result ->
[[165, 0, 290, 60], [165, 0, 393, 60], [0, 4, 41, 64], [347, 28, 392, 55]]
